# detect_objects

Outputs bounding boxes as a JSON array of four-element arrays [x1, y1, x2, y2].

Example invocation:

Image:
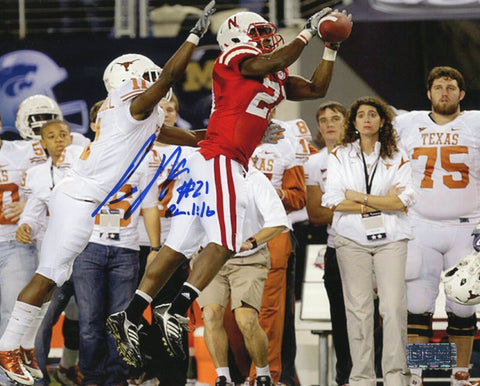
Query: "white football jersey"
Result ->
[[70, 78, 163, 201], [0, 140, 47, 242], [19, 145, 84, 240], [395, 110, 480, 222], [137, 144, 197, 246], [251, 137, 298, 189], [89, 154, 158, 251], [251, 136, 304, 228], [277, 118, 312, 165], [71, 132, 91, 148], [276, 119, 312, 224]]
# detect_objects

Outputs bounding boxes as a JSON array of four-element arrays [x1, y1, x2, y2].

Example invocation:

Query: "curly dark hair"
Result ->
[[340, 97, 398, 159]]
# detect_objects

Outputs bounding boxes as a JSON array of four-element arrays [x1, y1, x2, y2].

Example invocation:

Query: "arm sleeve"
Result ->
[[394, 150, 416, 208], [321, 150, 347, 209], [281, 165, 306, 213], [304, 155, 321, 187], [252, 172, 290, 230], [19, 196, 47, 238]]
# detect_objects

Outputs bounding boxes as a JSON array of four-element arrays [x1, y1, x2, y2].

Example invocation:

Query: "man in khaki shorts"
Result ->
[[197, 167, 290, 386]]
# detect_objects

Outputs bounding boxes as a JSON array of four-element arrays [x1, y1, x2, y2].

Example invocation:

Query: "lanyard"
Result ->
[[360, 150, 379, 194], [50, 164, 55, 189]]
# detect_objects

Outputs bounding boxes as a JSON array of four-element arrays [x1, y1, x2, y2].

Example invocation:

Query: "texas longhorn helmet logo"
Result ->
[[119, 59, 140, 71]]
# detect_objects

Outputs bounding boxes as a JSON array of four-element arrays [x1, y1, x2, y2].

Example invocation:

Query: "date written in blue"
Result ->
[[167, 201, 215, 218]]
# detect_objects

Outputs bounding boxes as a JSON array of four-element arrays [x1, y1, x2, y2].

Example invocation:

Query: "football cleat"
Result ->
[[19, 347, 43, 380], [450, 370, 480, 385], [106, 311, 143, 368], [215, 376, 234, 386], [0, 349, 34, 385], [255, 375, 273, 386], [53, 364, 83, 386], [152, 304, 189, 360]]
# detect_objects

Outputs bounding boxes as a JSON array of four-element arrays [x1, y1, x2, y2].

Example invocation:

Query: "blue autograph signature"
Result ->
[[92, 136, 215, 219]]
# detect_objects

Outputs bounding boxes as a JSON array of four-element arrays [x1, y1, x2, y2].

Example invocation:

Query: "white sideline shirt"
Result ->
[[322, 140, 415, 246]]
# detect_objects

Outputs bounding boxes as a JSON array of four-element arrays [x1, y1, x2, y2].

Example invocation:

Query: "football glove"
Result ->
[[190, 0, 216, 38], [261, 122, 285, 144], [303, 7, 332, 38]]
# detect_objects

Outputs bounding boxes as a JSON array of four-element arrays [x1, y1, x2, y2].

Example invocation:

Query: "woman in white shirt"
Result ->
[[322, 97, 415, 386]]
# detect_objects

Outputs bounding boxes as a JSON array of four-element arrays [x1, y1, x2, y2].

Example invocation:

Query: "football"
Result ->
[[317, 11, 352, 43]]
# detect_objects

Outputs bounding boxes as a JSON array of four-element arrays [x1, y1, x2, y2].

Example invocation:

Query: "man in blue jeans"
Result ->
[[70, 150, 160, 385]]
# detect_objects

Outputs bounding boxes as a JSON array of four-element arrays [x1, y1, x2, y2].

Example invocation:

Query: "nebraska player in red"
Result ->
[[108, 9, 352, 379]]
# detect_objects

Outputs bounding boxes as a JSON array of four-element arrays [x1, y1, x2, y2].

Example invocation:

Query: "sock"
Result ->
[[169, 283, 200, 316], [0, 301, 41, 351], [62, 317, 79, 351], [256, 365, 271, 377], [20, 301, 50, 349], [125, 290, 152, 325], [60, 347, 78, 369], [452, 367, 469, 375], [216, 367, 231, 382]]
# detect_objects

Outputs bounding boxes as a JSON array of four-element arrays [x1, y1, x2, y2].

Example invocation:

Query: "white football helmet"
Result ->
[[103, 53, 157, 93], [442, 252, 480, 305], [217, 12, 283, 53], [15, 94, 63, 140]]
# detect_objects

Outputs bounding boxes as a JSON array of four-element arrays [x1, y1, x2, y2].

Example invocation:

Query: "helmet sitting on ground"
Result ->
[[442, 252, 480, 305]]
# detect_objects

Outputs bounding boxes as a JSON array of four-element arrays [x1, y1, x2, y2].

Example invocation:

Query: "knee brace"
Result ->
[[408, 312, 433, 338], [446, 312, 477, 337], [62, 317, 80, 350]]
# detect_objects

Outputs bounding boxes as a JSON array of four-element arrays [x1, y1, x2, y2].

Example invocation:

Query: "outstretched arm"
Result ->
[[157, 125, 206, 146], [130, 1, 216, 120], [239, 7, 332, 78], [285, 10, 353, 101]]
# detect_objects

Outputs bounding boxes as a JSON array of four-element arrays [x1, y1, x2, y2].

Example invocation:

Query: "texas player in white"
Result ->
[[16, 120, 159, 384], [15, 121, 84, 381], [0, 100, 52, 351], [395, 66, 480, 386], [0, 3, 214, 382], [0, 138, 46, 343], [266, 116, 311, 385], [249, 132, 305, 384], [16, 120, 87, 383]]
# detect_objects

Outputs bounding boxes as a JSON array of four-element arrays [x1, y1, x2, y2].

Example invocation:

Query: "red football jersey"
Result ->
[[199, 43, 289, 168]]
